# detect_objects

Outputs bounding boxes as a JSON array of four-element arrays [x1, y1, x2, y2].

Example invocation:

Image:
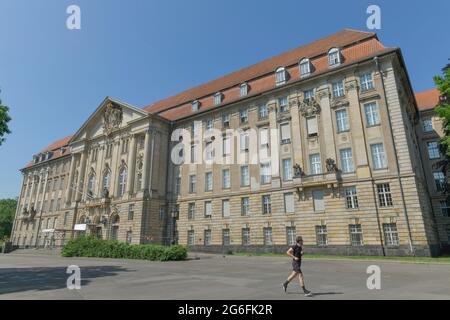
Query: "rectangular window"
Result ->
[[286, 227, 296, 245], [332, 81, 345, 97], [310, 154, 322, 175], [206, 118, 214, 131], [240, 166, 250, 186], [190, 144, 197, 163], [260, 128, 269, 151], [259, 105, 268, 120], [188, 230, 195, 246], [192, 101, 199, 112], [349, 224, 363, 246], [300, 60, 310, 76], [205, 172, 213, 191], [242, 228, 251, 245], [222, 113, 230, 127], [260, 162, 271, 184], [422, 117, 433, 133], [222, 169, 230, 189], [263, 227, 273, 245], [371, 143, 387, 169], [222, 136, 231, 156], [205, 141, 214, 161], [284, 192, 295, 213], [280, 123, 291, 144], [313, 190, 325, 212], [377, 183, 393, 207], [279, 97, 288, 112], [128, 204, 134, 220], [188, 203, 196, 220], [241, 197, 250, 216], [240, 84, 248, 97], [440, 200, 450, 217], [360, 73, 374, 91], [159, 206, 165, 220], [240, 131, 249, 152], [50, 199, 54, 212], [222, 229, 230, 245], [189, 175, 197, 193], [276, 69, 286, 85], [222, 199, 230, 217], [240, 109, 248, 123], [364, 102, 380, 126], [214, 93, 222, 105], [282, 158, 293, 181], [315, 225, 328, 246], [204, 230, 211, 246], [336, 109, 349, 132], [175, 177, 181, 195], [306, 116, 318, 136], [340, 148, 354, 173], [204, 201, 212, 217], [262, 195, 271, 214], [345, 187, 359, 209], [434, 172, 446, 191], [427, 141, 440, 159], [383, 223, 399, 246], [304, 89, 314, 101]]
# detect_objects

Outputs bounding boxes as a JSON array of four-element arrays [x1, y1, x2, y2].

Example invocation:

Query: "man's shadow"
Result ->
[[287, 292, 343, 296]]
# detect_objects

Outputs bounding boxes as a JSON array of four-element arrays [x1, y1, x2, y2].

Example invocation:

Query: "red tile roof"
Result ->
[[416, 89, 440, 111], [24, 135, 72, 169]]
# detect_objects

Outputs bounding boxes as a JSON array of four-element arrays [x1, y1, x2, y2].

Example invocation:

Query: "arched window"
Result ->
[[275, 67, 287, 85], [328, 48, 341, 67], [299, 58, 311, 77], [118, 167, 127, 197], [87, 172, 95, 198], [102, 168, 111, 191]]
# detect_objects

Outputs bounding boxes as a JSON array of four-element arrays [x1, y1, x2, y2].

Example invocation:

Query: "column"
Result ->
[[142, 130, 151, 192], [22, 174, 31, 210], [27, 173, 36, 210], [66, 154, 76, 203], [34, 168, 50, 247], [127, 134, 137, 195], [33, 170, 44, 210], [317, 87, 336, 162], [76, 151, 87, 201], [290, 94, 305, 170], [268, 102, 281, 188]]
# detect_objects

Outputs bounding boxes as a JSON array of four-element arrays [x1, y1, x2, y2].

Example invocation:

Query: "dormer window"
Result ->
[[299, 58, 311, 77], [214, 92, 223, 105], [328, 48, 341, 67], [192, 100, 200, 112], [39, 154, 45, 162], [33, 155, 39, 163], [240, 83, 248, 97], [275, 67, 287, 86]]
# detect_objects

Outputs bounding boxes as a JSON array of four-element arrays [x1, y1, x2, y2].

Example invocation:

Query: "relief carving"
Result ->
[[103, 102, 123, 136]]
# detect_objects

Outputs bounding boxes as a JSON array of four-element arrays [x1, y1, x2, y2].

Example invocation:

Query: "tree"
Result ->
[[0, 198, 17, 240], [0, 89, 12, 146]]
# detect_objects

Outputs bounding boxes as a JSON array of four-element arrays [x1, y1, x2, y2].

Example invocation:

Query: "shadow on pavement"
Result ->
[[0, 266, 132, 295], [287, 291, 343, 296]]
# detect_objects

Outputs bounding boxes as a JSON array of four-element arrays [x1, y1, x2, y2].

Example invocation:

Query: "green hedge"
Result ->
[[61, 236, 187, 261]]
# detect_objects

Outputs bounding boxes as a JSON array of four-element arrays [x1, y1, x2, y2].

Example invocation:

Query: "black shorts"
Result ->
[[292, 260, 302, 273]]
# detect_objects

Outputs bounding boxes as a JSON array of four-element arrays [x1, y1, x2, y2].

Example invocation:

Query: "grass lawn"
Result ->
[[231, 252, 450, 264]]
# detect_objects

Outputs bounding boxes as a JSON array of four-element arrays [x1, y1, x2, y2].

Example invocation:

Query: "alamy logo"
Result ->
[[366, 265, 381, 290], [366, 5, 381, 30], [66, 265, 81, 290], [66, 5, 81, 30]]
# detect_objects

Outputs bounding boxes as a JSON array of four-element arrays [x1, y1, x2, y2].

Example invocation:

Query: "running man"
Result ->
[[282, 236, 313, 296]]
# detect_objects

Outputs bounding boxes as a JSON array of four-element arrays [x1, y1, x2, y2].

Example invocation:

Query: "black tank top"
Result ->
[[291, 244, 302, 260]]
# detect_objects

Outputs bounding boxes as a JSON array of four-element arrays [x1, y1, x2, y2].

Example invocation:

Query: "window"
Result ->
[[280, 123, 291, 144], [328, 48, 340, 66], [191, 122, 199, 138], [222, 169, 230, 189], [371, 143, 387, 169], [259, 105, 268, 120], [192, 100, 200, 112], [206, 118, 214, 131], [118, 167, 127, 197], [306, 116, 318, 137], [188, 203, 196, 220], [222, 136, 231, 156], [263, 227, 273, 245], [63, 212, 69, 225], [60, 177, 65, 190], [240, 109, 248, 123], [125, 204, 134, 220], [204, 230, 211, 246], [434, 172, 446, 191], [336, 109, 349, 132], [313, 190, 325, 212], [360, 73, 374, 91], [310, 154, 322, 175], [222, 113, 230, 127], [364, 102, 380, 126], [242, 228, 251, 245], [240, 83, 248, 96], [240, 131, 249, 152], [260, 162, 271, 184], [188, 230, 195, 245], [345, 187, 359, 209], [275, 67, 286, 85], [427, 141, 440, 159], [241, 197, 250, 216], [315, 225, 328, 246], [205, 172, 213, 191], [340, 148, 354, 173], [214, 92, 222, 105], [440, 200, 450, 217], [241, 166, 250, 186], [299, 58, 310, 77], [262, 195, 271, 214], [377, 183, 393, 207], [106, 144, 113, 158], [383, 223, 399, 246], [189, 175, 197, 193], [222, 229, 230, 246], [284, 192, 294, 213], [279, 96, 288, 112], [349, 224, 363, 246], [260, 128, 269, 151], [175, 176, 181, 195], [332, 81, 345, 97], [190, 144, 197, 163], [422, 117, 433, 133], [286, 227, 296, 245], [205, 141, 214, 161], [121, 139, 129, 154], [222, 199, 230, 217], [282, 158, 292, 181], [87, 173, 95, 198], [304, 89, 314, 102]]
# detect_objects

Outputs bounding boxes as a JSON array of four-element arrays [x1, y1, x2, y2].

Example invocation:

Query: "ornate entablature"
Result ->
[[330, 98, 350, 109], [103, 102, 123, 136], [299, 98, 321, 117]]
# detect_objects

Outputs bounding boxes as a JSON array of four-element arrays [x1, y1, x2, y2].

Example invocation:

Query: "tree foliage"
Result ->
[[0, 198, 17, 240], [0, 90, 12, 146]]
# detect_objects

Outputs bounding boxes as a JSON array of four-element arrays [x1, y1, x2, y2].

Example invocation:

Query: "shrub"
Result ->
[[61, 236, 187, 261]]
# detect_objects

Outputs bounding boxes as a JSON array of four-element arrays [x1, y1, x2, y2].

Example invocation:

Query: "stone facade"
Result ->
[[10, 30, 449, 256]]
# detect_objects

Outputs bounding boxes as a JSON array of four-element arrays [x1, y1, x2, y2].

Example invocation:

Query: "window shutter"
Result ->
[[307, 117, 318, 135]]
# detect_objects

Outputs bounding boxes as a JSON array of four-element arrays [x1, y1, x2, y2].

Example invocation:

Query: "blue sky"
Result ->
[[0, 0, 449, 199]]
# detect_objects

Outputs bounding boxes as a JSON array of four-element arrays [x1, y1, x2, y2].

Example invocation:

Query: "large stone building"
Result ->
[[10, 29, 450, 256]]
